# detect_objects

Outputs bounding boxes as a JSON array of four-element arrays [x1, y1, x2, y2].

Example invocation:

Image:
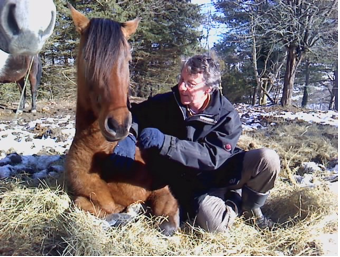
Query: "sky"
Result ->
[[191, 0, 223, 48]]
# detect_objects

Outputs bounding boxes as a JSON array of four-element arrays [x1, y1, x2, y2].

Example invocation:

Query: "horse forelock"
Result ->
[[82, 18, 129, 89]]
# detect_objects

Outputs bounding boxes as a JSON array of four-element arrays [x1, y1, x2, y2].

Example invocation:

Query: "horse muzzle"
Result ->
[[101, 111, 132, 142]]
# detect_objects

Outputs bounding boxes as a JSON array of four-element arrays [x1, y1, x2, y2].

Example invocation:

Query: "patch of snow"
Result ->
[[236, 104, 338, 131], [270, 110, 338, 127]]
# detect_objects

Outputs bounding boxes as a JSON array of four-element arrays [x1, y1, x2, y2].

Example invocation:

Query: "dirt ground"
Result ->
[[0, 95, 147, 122], [0, 99, 76, 121]]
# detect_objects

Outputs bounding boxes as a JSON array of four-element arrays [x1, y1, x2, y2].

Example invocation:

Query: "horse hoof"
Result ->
[[159, 222, 177, 236], [105, 213, 135, 227], [31, 109, 37, 114], [126, 203, 144, 216], [16, 110, 23, 115]]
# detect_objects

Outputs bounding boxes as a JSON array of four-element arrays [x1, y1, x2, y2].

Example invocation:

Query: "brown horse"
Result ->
[[0, 54, 42, 113], [65, 5, 179, 236]]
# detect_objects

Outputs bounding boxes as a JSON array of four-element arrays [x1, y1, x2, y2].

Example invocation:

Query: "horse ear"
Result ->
[[122, 18, 141, 39], [68, 3, 89, 34]]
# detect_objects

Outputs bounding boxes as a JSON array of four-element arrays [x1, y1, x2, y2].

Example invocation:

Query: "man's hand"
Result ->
[[110, 133, 136, 171], [138, 128, 165, 151]]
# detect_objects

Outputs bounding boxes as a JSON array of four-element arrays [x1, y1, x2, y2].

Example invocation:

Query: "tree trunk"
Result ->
[[260, 79, 276, 105], [335, 70, 338, 111], [301, 58, 310, 108], [260, 79, 268, 105], [281, 46, 302, 106], [250, 16, 261, 106], [329, 69, 338, 111], [252, 79, 261, 106]]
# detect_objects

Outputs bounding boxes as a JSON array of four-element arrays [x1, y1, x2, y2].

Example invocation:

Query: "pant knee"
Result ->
[[243, 148, 281, 192], [196, 194, 234, 233], [260, 148, 280, 176]]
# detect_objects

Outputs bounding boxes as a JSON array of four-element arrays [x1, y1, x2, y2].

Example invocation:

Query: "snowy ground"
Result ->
[[0, 114, 74, 179]]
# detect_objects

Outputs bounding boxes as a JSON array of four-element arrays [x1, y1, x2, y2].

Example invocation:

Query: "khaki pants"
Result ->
[[196, 148, 280, 232]]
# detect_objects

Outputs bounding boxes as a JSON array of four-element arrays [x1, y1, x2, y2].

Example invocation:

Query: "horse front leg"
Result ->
[[147, 186, 180, 236], [65, 148, 124, 217], [29, 55, 41, 113], [30, 78, 37, 113], [16, 80, 26, 113], [70, 175, 120, 218]]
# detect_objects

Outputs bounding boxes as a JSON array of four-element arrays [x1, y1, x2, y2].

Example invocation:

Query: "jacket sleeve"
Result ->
[[159, 109, 242, 171]]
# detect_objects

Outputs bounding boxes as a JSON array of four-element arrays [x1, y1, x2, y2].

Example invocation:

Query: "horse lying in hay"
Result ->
[[65, 5, 179, 236], [0, 0, 56, 113], [0, 54, 42, 113]]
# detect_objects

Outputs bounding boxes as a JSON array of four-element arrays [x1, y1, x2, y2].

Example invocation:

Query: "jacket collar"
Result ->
[[171, 85, 222, 124]]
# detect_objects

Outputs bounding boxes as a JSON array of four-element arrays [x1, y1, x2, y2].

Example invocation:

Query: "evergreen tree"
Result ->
[[41, 0, 204, 98], [127, 1, 204, 97]]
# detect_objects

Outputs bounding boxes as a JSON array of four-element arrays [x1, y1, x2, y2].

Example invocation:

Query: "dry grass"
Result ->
[[0, 175, 337, 256], [238, 120, 338, 183]]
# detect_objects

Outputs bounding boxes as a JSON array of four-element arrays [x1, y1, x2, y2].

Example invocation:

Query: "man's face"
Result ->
[[178, 67, 211, 107]]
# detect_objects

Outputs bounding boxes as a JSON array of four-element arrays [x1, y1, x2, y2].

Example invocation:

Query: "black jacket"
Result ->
[[131, 86, 243, 218], [131, 85, 243, 171]]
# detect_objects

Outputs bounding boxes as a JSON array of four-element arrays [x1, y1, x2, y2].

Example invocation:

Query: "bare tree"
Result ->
[[214, 0, 337, 107], [266, 0, 338, 106]]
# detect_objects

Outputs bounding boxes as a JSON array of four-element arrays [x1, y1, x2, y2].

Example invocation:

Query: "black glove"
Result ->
[[110, 133, 136, 171], [138, 128, 165, 151]]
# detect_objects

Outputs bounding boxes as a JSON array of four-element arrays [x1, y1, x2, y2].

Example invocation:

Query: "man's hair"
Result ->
[[181, 54, 221, 92]]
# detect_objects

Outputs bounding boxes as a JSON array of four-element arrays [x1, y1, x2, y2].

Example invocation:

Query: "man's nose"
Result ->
[[178, 81, 187, 90]]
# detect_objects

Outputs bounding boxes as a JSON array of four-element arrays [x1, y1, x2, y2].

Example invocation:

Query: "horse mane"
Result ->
[[82, 18, 127, 85]]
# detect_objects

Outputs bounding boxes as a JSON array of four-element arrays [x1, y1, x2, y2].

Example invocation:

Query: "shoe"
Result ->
[[243, 208, 275, 229], [241, 186, 275, 229], [225, 189, 242, 216]]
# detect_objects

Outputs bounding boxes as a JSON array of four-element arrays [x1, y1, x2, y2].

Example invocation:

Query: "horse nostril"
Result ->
[[7, 4, 20, 36], [106, 116, 130, 139], [107, 117, 118, 133]]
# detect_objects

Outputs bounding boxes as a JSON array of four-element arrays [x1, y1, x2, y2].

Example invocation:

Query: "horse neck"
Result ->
[[73, 95, 117, 155], [74, 96, 97, 132]]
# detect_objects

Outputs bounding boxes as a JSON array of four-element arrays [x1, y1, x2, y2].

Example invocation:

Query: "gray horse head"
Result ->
[[0, 0, 56, 55]]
